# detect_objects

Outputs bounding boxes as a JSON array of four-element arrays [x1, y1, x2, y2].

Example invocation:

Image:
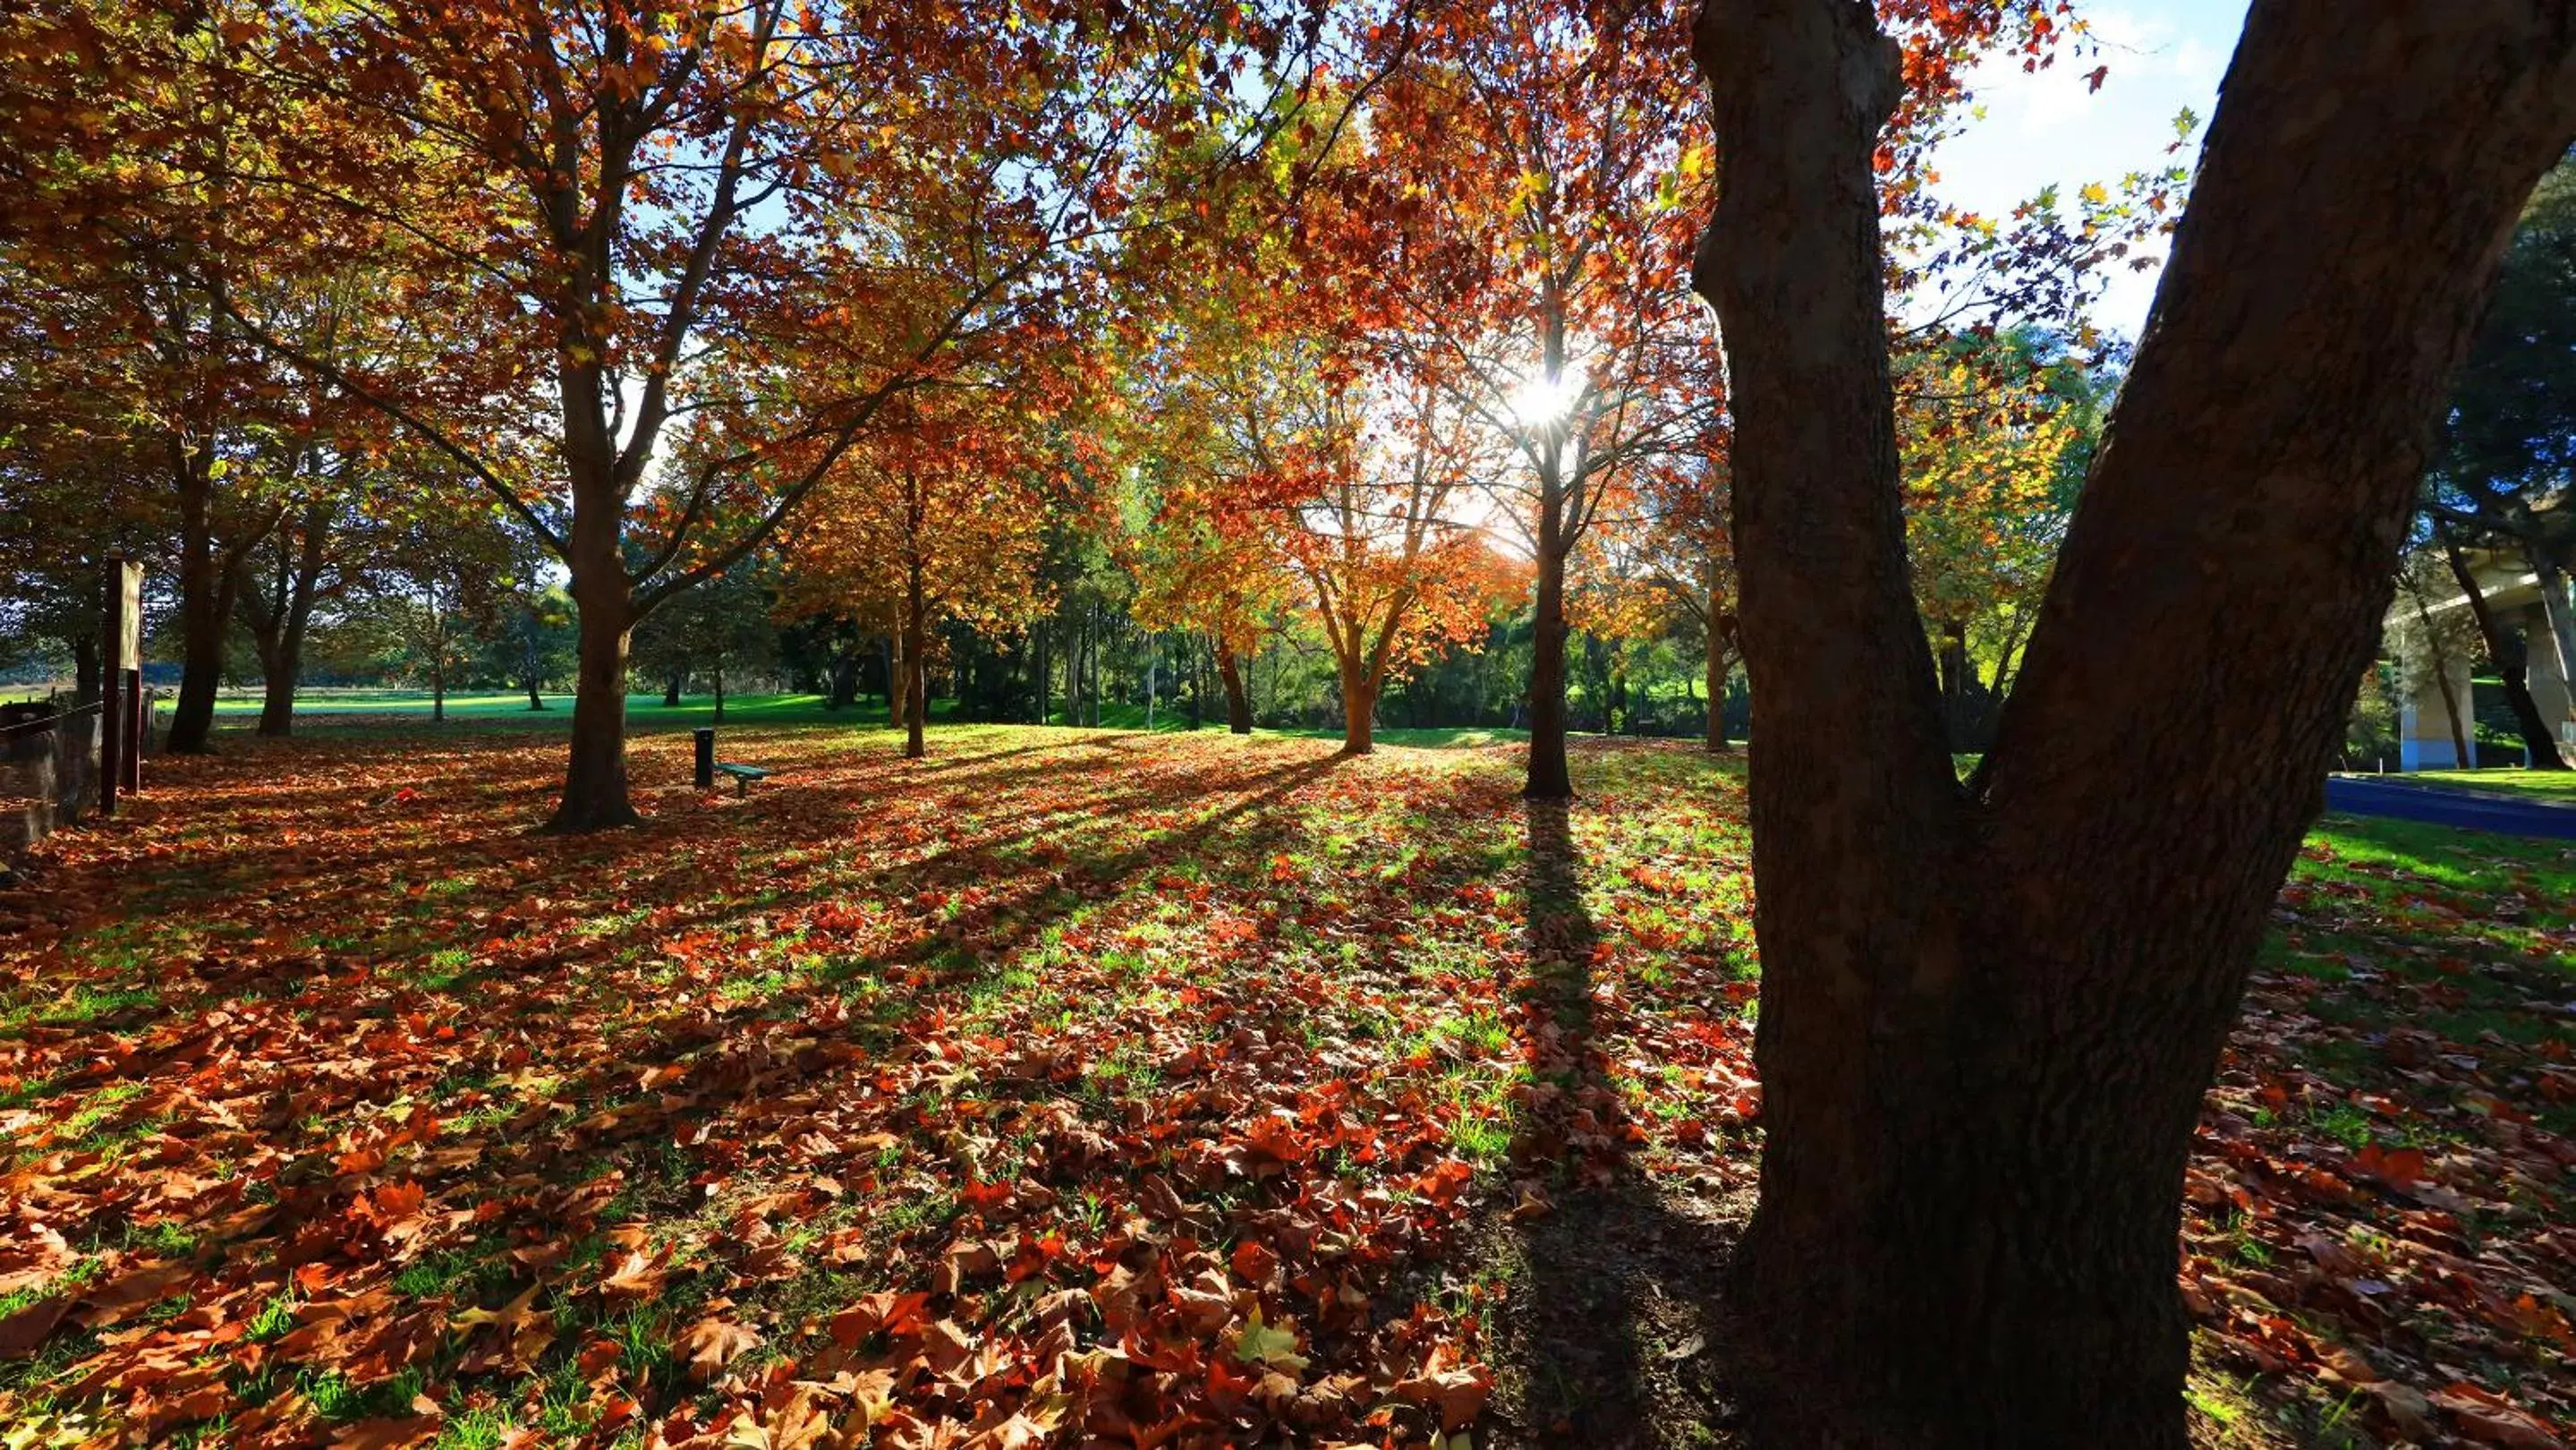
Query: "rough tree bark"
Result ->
[[548, 497, 641, 831], [2443, 533, 2570, 768], [1690, 1, 2576, 1445], [1338, 670, 1376, 755]]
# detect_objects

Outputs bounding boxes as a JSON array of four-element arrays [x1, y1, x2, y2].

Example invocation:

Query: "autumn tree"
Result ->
[[779, 390, 1059, 759], [1330, 0, 1719, 795], [1689, 2, 2576, 1445], [191, 0, 1346, 829], [1614, 448, 1737, 749], [631, 556, 778, 725], [1896, 333, 2101, 749], [2420, 155, 2576, 762]]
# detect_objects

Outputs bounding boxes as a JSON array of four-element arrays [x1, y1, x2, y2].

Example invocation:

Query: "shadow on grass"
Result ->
[[1483, 798, 1747, 1449]]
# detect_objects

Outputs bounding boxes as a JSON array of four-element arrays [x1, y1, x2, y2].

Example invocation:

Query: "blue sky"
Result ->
[[1920, 0, 2252, 341]]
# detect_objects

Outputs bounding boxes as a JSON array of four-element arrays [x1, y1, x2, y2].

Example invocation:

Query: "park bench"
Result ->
[[693, 729, 771, 796]]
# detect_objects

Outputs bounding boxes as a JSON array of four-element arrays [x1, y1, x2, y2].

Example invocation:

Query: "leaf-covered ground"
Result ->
[[0, 725, 2565, 1449]]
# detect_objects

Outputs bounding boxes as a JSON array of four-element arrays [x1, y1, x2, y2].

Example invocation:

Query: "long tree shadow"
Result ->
[[1485, 796, 1750, 1448]]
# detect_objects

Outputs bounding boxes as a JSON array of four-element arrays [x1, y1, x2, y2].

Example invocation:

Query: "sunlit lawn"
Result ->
[[0, 723, 2565, 1447], [2404, 767, 2576, 805]]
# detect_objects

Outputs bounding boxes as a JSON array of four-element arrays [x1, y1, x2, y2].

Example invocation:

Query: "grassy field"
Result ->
[[2402, 766, 2576, 803], [0, 719, 2566, 1447], [187, 689, 1535, 748]]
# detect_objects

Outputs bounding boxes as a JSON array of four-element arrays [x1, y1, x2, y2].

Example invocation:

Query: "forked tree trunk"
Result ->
[[1525, 548, 1573, 798], [248, 503, 330, 738], [2443, 534, 2569, 768], [1218, 644, 1253, 734], [1690, 1, 2576, 1445]]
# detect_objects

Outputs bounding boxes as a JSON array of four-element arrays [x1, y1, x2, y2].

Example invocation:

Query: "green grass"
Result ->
[[2400, 767, 2576, 803], [183, 687, 1546, 750]]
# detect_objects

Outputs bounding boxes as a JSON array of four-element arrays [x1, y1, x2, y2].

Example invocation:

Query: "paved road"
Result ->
[[2324, 776, 2576, 840]]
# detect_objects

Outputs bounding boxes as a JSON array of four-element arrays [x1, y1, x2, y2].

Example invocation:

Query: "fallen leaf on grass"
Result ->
[[678, 1315, 761, 1381]]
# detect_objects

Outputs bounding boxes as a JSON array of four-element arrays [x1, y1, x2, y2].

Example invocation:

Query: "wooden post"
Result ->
[[693, 728, 715, 790], [100, 559, 142, 816]]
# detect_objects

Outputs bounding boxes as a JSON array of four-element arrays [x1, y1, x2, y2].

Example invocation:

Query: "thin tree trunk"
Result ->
[[72, 635, 103, 707], [2405, 579, 2476, 769], [1525, 547, 1573, 798], [902, 560, 928, 758], [1218, 644, 1253, 733], [713, 663, 726, 724], [166, 451, 225, 755], [1705, 600, 1732, 751], [1033, 629, 1048, 724], [1690, 0, 2576, 1444], [2443, 534, 2569, 768]]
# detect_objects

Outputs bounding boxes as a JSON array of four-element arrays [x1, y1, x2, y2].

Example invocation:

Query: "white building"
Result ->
[[2391, 550, 2576, 769]]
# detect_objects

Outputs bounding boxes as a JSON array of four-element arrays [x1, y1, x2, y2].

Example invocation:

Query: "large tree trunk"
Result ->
[[1218, 644, 1253, 734], [547, 518, 642, 832], [1524, 546, 1573, 798], [166, 451, 225, 755], [256, 640, 296, 737], [2443, 534, 2569, 768], [1690, 1, 2576, 1445], [1338, 665, 1376, 755]]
